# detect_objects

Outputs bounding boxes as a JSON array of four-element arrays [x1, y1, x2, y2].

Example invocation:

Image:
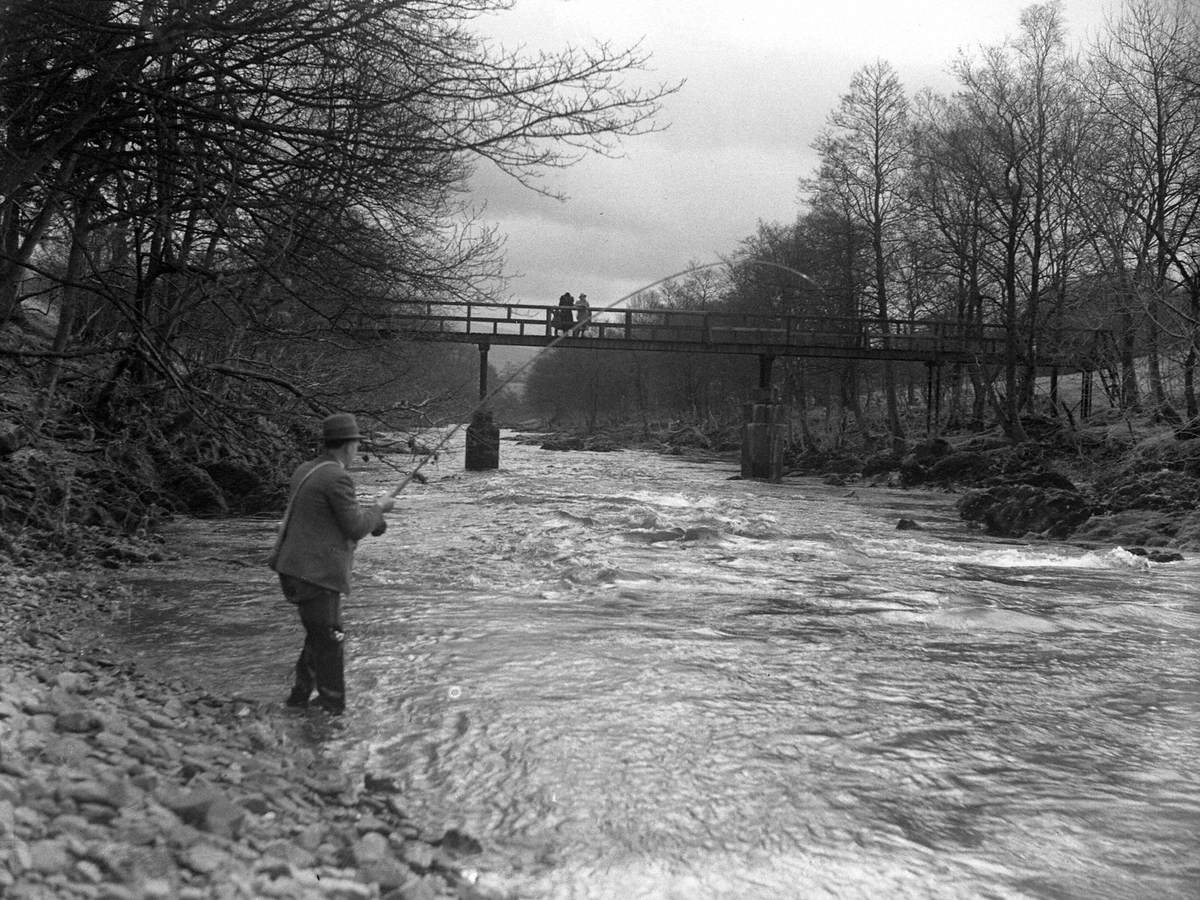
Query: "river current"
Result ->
[[111, 432, 1200, 899]]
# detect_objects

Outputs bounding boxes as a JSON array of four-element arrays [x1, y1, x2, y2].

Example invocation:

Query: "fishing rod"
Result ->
[[385, 258, 824, 498]]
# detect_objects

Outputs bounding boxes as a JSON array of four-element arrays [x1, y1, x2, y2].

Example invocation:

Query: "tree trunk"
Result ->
[[1002, 201, 1029, 443], [1145, 292, 1171, 413], [38, 195, 95, 423], [0, 207, 21, 323], [874, 237, 905, 453], [1185, 275, 1200, 419], [0, 153, 80, 323]]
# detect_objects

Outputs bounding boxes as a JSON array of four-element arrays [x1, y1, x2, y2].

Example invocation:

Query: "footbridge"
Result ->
[[356, 300, 1099, 389], [358, 301, 1104, 480]]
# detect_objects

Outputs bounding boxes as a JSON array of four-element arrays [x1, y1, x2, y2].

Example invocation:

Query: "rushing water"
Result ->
[[111, 432, 1200, 899]]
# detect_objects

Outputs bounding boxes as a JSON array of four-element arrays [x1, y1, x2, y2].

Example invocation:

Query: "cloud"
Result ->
[[478, 136, 819, 307], [468, 0, 1112, 316]]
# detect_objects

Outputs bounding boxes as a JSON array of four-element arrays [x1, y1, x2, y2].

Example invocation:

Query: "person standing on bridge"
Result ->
[[574, 293, 591, 332], [555, 292, 575, 332], [269, 413, 395, 714]]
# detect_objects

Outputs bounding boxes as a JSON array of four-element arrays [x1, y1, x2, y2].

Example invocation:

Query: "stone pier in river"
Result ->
[[740, 392, 786, 482], [465, 409, 500, 470]]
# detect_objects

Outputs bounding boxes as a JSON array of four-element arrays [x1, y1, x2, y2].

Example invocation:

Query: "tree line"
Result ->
[[522, 0, 1200, 452], [0, 0, 677, 439]]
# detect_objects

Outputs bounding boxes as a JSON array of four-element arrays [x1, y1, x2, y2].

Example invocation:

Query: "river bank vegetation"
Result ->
[[525, 0, 1200, 450], [0, 0, 676, 562]]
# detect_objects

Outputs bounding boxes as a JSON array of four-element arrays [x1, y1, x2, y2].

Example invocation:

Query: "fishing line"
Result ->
[[385, 257, 823, 497]]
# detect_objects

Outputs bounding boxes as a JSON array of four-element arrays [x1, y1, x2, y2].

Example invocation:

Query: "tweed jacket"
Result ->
[[271, 453, 386, 595]]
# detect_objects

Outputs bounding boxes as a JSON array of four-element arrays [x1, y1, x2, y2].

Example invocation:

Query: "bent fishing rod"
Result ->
[[385, 258, 825, 498]]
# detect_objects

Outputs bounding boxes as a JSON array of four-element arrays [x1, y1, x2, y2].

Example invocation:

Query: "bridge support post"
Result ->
[[925, 362, 942, 434], [740, 390, 786, 483], [758, 354, 774, 391], [477, 342, 489, 401], [465, 408, 500, 471]]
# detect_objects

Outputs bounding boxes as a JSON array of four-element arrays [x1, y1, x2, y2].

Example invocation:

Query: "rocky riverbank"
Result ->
[[0, 323, 528, 898], [852, 413, 1200, 556], [0, 567, 510, 900]]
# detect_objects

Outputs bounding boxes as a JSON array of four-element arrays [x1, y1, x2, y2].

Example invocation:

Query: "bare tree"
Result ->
[[810, 60, 911, 452], [948, 2, 1082, 439], [910, 90, 996, 428], [0, 0, 679, 433], [1082, 0, 1200, 416]]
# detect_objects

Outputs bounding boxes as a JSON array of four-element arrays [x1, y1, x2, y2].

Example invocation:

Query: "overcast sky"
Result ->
[[468, 0, 1115, 323]]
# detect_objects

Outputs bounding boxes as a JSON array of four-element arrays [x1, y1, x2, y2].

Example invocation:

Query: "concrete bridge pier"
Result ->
[[741, 356, 786, 481], [465, 408, 499, 470]]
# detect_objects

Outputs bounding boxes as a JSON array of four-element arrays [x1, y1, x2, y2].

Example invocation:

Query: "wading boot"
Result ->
[[312, 695, 345, 715]]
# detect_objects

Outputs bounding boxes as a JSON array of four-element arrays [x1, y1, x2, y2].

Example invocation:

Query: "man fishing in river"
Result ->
[[269, 413, 396, 714]]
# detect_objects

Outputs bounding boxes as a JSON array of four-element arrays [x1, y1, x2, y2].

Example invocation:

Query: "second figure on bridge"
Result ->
[[573, 293, 591, 333]]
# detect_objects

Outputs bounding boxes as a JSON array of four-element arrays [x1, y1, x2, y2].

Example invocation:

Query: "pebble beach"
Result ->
[[0, 569, 507, 900]]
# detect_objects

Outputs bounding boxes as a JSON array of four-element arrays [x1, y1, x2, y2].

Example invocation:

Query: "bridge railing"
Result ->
[[358, 302, 1016, 351], [353, 301, 1098, 365]]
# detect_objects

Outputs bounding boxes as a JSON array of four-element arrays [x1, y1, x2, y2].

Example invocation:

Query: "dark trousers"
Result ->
[[279, 574, 345, 710]]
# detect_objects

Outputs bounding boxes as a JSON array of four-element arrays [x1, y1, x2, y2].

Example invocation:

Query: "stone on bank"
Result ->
[[0, 570, 514, 899]]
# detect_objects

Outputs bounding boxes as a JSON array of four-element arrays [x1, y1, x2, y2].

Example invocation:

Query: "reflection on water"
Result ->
[[112, 434, 1200, 899]]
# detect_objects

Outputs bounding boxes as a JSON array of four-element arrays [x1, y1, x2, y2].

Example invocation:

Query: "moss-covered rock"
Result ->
[[1094, 469, 1200, 513], [1070, 511, 1182, 548], [958, 483, 1093, 539]]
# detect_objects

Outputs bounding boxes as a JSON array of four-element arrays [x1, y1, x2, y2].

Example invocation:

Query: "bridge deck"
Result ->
[[353, 302, 1097, 369]]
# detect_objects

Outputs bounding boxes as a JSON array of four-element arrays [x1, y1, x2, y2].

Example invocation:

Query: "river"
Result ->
[[110, 432, 1200, 899]]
